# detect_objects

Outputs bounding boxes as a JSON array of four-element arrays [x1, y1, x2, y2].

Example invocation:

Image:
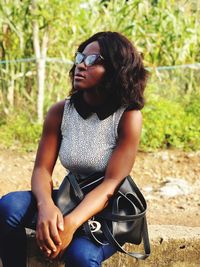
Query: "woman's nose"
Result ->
[[76, 61, 87, 70]]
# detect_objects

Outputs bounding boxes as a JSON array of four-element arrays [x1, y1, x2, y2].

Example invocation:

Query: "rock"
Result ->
[[160, 151, 169, 161], [143, 185, 153, 193], [159, 177, 192, 197]]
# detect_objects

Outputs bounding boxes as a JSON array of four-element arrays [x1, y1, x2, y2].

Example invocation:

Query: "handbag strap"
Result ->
[[99, 209, 146, 221], [99, 177, 147, 221], [66, 174, 110, 246], [70, 174, 146, 221], [67, 172, 84, 201], [68, 173, 150, 259], [83, 220, 109, 246], [101, 216, 150, 260]]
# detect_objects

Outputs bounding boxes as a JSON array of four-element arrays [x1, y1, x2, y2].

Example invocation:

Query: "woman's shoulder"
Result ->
[[121, 109, 142, 124], [48, 100, 66, 115], [118, 109, 142, 135], [124, 108, 142, 118], [44, 99, 68, 127], [48, 97, 72, 115]]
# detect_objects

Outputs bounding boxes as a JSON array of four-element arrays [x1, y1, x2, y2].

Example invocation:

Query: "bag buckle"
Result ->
[[88, 220, 101, 232]]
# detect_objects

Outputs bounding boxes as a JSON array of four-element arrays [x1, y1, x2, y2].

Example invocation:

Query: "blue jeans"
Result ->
[[0, 191, 117, 267]]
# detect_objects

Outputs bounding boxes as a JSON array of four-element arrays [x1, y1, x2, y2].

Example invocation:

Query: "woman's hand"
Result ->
[[48, 215, 78, 260], [36, 201, 64, 257]]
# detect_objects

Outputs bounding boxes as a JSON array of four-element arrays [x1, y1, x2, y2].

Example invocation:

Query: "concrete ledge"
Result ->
[[1, 225, 200, 266]]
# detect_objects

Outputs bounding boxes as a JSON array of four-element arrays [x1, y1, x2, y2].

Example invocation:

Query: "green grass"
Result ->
[[0, 111, 42, 151]]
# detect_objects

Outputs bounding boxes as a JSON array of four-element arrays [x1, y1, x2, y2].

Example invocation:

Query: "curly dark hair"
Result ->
[[69, 31, 148, 110]]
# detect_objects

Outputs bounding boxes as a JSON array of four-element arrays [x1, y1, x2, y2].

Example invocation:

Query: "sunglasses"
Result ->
[[74, 52, 104, 67]]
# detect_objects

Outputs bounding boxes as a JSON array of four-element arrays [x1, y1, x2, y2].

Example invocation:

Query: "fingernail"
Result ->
[[59, 223, 64, 230]]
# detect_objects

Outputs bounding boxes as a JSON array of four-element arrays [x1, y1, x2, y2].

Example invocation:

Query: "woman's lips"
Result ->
[[74, 73, 86, 80]]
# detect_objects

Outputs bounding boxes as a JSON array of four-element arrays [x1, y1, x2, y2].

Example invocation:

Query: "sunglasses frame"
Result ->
[[74, 52, 104, 67]]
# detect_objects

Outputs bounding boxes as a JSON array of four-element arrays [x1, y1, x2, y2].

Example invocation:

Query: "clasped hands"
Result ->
[[36, 202, 77, 260]]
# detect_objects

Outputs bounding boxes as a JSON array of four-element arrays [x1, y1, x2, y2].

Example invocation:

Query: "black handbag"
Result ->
[[55, 172, 150, 260]]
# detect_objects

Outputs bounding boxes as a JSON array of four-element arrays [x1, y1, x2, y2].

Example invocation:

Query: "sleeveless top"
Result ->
[[59, 99, 126, 179]]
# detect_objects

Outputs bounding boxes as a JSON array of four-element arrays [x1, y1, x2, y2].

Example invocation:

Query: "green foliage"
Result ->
[[0, 0, 200, 151], [0, 92, 199, 152], [185, 93, 200, 117], [0, 111, 42, 151], [141, 96, 200, 151]]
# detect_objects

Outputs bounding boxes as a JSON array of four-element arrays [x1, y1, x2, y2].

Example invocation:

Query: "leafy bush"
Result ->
[[0, 94, 200, 152], [185, 93, 200, 117], [141, 97, 200, 151]]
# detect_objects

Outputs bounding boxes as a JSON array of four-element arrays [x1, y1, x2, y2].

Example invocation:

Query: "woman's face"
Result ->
[[73, 41, 106, 91]]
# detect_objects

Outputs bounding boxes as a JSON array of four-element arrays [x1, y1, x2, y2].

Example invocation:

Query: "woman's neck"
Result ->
[[82, 90, 106, 107]]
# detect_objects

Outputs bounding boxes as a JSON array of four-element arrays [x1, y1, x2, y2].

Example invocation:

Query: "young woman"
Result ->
[[0, 31, 148, 267]]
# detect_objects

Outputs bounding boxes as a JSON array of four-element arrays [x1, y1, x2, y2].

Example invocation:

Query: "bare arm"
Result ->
[[31, 100, 65, 254], [31, 101, 64, 204], [51, 109, 142, 259]]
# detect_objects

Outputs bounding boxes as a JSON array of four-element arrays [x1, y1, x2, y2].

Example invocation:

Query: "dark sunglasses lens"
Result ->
[[75, 53, 84, 65], [85, 55, 98, 66]]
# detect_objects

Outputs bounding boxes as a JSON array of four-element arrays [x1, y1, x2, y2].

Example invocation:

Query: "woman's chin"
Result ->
[[73, 82, 84, 91], [74, 85, 85, 91], [74, 81, 86, 91], [73, 83, 94, 91]]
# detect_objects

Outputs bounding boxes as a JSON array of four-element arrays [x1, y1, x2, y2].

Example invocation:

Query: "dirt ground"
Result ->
[[0, 148, 199, 227]]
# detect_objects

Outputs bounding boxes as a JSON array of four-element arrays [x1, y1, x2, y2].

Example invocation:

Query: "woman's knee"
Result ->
[[0, 191, 35, 230]]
